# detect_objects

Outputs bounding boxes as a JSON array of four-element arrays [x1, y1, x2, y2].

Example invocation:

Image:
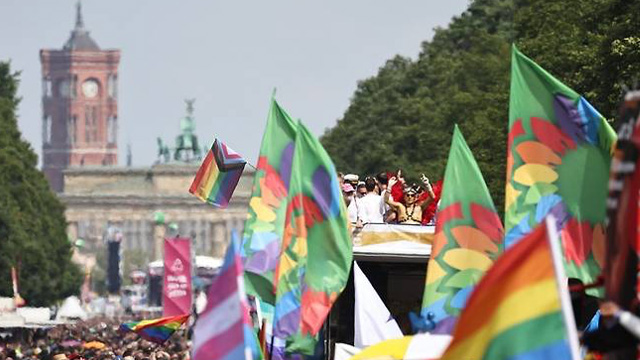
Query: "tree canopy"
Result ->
[[0, 62, 82, 306], [321, 0, 639, 212]]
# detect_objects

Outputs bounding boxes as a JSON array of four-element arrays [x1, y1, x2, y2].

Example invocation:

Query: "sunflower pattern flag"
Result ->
[[440, 220, 579, 360], [505, 46, 616, 289], [241, 98, 298, 305], [421, 125, 503, 334], [272, 123, 352, 355]]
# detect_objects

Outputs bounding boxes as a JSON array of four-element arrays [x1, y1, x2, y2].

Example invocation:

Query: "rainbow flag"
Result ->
[[440, 219, 579, 360], [119, 314, 189, 344], [189, 138, 247, 208]]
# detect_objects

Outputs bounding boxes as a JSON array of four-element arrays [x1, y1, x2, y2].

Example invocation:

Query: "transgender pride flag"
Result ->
[[192, 232, 262, 360]]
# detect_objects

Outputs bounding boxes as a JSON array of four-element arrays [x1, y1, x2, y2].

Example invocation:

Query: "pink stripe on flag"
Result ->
[[193, 319, 244, 360], [201, 267, 239, 314], [193, 290, 242, 346]]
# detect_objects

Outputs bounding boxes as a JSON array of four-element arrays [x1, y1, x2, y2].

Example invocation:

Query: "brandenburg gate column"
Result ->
[[213, 222, 226, 258], [153, 223, 166, 260]]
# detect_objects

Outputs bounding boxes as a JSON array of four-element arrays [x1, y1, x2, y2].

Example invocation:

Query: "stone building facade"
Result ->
[[62, 164, 253, 264], [42, 4, 253, 269]]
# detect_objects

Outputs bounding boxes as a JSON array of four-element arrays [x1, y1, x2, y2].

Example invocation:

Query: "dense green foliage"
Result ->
[[515, 0, 640, 125], [321, 0, 640, 211], [0, 62, 82, 306]]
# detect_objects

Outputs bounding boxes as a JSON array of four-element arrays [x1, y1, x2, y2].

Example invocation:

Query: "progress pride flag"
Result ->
[[163, 238, 192, 317]]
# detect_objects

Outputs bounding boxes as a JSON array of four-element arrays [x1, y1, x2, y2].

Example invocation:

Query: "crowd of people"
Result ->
[[338, 170, 442, 227], [0, 318, 190, 360]]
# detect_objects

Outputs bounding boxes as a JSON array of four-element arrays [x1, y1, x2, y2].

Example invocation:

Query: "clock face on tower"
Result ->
[[82, 79, 99, 98]]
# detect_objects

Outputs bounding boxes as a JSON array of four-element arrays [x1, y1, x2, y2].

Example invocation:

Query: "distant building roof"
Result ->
[[63, 1, 100, 51], [64, 30, 99, 51]]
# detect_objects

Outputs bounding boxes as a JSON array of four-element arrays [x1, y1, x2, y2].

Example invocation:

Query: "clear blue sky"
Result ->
[[0, 0, 469, 166]]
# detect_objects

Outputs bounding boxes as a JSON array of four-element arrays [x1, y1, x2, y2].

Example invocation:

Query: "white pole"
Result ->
[[545, 215, 581, 360]]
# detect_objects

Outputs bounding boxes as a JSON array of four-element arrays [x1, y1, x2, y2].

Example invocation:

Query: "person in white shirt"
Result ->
[[343, 183, 360, 224], [357, 176, 386, 224]]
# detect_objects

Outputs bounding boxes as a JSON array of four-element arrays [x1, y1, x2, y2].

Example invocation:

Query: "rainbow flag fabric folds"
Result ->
[[421, 125, 503, 334], [192, 231, 262, 360], [505, 46, 616, 292], [189, 138, 247, 208], [440, 221, 577, 360], [120, 314, 189, 344], [272, 122, 352, 355], [241, 98, 298, 305]]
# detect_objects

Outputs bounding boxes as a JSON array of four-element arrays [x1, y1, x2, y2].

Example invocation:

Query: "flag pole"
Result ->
[[259, 318, 267, 357], [545, 215, 581, 360], [268, 334, 275, 360]]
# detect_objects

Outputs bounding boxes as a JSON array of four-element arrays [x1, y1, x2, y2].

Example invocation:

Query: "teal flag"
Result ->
[[241, 98, 298, 305], [272, 122, 352, 355]]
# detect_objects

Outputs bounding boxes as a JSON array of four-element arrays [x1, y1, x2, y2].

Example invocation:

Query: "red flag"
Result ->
[[603, 92, 640, 309]]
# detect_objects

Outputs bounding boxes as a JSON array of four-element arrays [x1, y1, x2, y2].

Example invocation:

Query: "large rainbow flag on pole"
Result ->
[[272, 122, 352, 355], [120, 314, 189, 344], [505, 46, 616, 291], [192, 231, 262, 360], [440, 218, 580, 360], [420, 125, 503, 334], [189, 138, 247, 208], [241, 97, 298, 305]]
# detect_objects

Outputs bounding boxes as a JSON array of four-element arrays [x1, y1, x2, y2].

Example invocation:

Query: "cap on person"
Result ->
[[342, 183, 355, 193], [344, 174, 359, 184]]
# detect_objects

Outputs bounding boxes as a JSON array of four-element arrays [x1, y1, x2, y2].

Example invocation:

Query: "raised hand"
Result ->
[[421, 173, 435, 198], [388, 176, 398, 188], [420, 173, 430, 185]]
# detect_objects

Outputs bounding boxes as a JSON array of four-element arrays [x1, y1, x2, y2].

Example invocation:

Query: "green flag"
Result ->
[[241, 97, 298, 305], [272, 122, 352, 355], [421, 125, 504, 334], [505, 46, 616, 291]]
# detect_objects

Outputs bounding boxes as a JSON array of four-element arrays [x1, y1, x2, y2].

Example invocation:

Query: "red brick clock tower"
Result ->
[[40, 2, 120, 192]]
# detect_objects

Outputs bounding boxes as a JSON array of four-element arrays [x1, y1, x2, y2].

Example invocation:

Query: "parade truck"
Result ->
[[325, 223, 434, 358]]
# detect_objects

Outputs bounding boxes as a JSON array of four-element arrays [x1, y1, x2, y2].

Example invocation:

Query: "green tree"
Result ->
[[0, 62, 82, 306], [321, 0, 513, 211], [322, 0, 639, 212], [514, 0, 640, 123]]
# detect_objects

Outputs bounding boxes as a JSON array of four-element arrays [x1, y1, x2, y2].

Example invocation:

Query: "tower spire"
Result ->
[[75, 0, 84, 29], [64, 0, 99, 50]]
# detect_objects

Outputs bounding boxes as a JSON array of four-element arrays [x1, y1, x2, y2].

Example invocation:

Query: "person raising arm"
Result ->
[[385, 175, 434, 225]]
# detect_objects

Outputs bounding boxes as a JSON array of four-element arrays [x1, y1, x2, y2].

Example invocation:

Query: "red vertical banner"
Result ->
[[163, 237, 192, 317]]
